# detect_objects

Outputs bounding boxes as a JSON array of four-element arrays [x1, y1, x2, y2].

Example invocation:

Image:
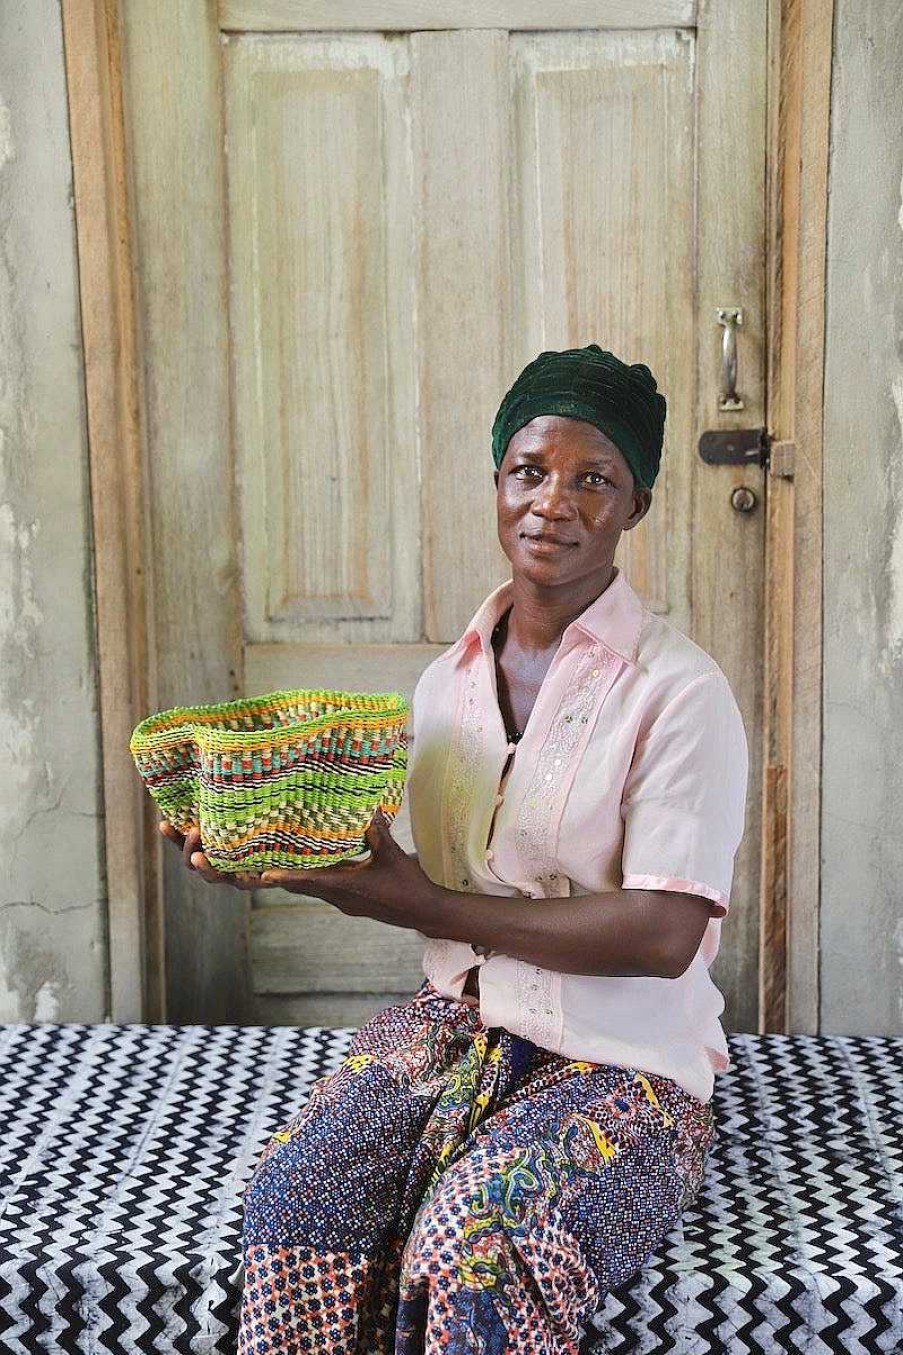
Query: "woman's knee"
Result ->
[[398, 1148, 601, 1350], [241, 1071, 430, 1251], [401, 1144, 537, 1283], [242, 1133, 319, 1247]]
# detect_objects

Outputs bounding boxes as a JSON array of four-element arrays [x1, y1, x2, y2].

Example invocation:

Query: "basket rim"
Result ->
[[130, 687, 410, 754]]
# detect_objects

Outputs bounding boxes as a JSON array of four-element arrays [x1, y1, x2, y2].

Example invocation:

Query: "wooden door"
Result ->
[[120, 0, 766, 1031]]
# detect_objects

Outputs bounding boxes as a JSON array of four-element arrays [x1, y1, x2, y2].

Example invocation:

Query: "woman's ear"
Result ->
[[624, 487, 653, 530]]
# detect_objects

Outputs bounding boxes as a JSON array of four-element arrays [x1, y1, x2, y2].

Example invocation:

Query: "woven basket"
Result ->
[[129, 688, 409, 873]]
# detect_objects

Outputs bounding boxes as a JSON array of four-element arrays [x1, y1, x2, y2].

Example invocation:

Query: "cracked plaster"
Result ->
[[0, 1, 107, 1021]]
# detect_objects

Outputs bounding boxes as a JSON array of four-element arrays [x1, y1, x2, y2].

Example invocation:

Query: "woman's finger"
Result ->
[[159, 819, 186, 851], [186, 851, 261, 889], [183, 827, 203, 871], [259, 868, 311, 890], [260, 858, 369, 890], [234, 871, 269, 890], [365, 808, 395, 853], [189, 850, 228, 884]]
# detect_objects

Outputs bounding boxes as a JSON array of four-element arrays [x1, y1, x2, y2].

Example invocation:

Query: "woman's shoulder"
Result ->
[[411, 588, 502, 708], [411, 638, 467, 716], [633, 609, 739, 708]]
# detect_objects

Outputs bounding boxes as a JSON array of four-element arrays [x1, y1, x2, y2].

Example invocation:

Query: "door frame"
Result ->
[[62, 0, 162, 1021], [62, 0, 833, 1028], [761, 0, 834, 1032]]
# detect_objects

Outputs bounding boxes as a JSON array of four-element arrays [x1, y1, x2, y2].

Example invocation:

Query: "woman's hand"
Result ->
[[157, 811, 446, 931], [259, 809, 448, 934], [157, 819, 267, 891]]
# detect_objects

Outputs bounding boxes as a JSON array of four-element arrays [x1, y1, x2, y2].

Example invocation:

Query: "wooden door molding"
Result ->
[[219, 0, 699, 32], [61, 0, 163, 1022], [761, 0, 834, 1032], [118, 0, 251, 1025], [693, 0, 768, 1035]]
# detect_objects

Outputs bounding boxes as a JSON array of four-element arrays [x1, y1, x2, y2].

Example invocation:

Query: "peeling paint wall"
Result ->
[[822, 0, 903, 1033], [0, 1, 107, 1020]]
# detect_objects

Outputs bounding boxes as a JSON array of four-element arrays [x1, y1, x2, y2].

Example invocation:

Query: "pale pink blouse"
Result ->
[[407, 567, 748, 1103]]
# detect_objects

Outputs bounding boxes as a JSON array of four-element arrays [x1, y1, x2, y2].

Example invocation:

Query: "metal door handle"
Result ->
[[716, 307, 744, 411]]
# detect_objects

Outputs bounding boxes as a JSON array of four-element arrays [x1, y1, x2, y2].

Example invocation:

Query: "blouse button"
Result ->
[[592, 668, 601, 678], [461, 877, 470, 888], [494, 793, 504, 807], [485, 849, 494, 863]]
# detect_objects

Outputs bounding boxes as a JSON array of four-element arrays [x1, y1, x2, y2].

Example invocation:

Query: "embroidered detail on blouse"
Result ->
[[445, 668, 486, 891], [513, 643, 616, 1047], [515, 644, 609, 892], [518, 964, 560, 1047]]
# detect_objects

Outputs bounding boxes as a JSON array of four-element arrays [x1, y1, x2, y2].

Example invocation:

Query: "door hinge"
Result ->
[[698, 428, 795, 480]]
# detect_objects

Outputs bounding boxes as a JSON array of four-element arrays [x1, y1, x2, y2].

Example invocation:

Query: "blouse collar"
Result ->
[[450, 566, 647, 667]]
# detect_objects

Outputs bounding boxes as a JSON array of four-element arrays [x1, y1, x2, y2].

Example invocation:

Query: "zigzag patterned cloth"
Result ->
[[0, 1023, 900, 1354]]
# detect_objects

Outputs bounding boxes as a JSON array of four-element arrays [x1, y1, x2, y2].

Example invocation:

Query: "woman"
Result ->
[[162, 344, 748, 1354]]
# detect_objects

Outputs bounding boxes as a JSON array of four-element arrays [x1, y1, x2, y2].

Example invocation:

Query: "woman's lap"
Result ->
[[239, 982, 715, 1354]]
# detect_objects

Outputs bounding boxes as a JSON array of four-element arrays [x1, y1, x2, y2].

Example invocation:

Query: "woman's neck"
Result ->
[[505, 564, 617, 653]]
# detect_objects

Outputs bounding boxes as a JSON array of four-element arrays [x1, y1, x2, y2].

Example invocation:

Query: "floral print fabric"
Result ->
[[239, 981, 716, 1354]]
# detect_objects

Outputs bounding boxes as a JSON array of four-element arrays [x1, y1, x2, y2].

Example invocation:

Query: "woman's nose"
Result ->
[[533, 476, 576, 519]]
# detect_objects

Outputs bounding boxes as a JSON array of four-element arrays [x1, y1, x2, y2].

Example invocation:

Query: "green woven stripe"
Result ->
[[197, 784, 405, 820], [145, 762, 406, 813], [201, 740, 403, 771], [130, 688, 409, 753], [196, 770, 406, 823], [196, 756, 402, 794]]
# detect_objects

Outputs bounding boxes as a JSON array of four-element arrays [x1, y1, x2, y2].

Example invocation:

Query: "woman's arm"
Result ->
[[161, 813, 717, 979], [426, 883, 718, 980]]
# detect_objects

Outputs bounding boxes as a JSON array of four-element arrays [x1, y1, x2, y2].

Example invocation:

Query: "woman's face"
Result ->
[[494, 415, 652, 593]]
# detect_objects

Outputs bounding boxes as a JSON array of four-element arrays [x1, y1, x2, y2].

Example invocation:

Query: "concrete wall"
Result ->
[[821, 0, 903, 1034], [0, 1, 108, 1020]]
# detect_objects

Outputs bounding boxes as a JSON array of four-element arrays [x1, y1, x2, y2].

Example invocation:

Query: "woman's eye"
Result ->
[[513, 464, 542, 479], [583, 472, 609, 487]]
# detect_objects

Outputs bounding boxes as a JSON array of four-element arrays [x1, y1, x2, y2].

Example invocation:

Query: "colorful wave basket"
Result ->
[[129, 688, 409, 873]]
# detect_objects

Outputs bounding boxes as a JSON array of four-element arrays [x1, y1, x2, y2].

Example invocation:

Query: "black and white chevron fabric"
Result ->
[[0, 1024, 899, 1354]]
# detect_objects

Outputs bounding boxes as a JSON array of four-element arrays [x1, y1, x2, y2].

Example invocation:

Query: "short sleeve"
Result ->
[[620, 670, 748, 915]]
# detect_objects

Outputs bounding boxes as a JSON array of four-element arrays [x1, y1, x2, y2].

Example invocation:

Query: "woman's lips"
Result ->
[[521, 534, 577, 554]]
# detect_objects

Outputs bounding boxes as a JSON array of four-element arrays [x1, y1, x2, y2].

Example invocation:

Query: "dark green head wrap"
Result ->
[[491, 343, 667, 490]]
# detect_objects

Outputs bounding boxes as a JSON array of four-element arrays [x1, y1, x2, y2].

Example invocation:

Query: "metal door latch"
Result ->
[[698, 427, 768, 467], [697, 428, 795, 479]]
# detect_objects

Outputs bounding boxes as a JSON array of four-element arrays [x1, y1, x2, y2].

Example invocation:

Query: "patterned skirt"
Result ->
[[238, 979, 716, 1354]]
